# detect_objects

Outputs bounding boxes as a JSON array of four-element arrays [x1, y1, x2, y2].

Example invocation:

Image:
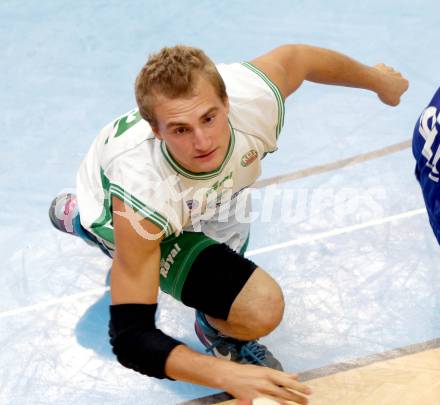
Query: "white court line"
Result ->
[[245, 208, 426, 257], [253, 139, 411, 188], [0, 287, 109, 320], [0, 207, 426, 320]]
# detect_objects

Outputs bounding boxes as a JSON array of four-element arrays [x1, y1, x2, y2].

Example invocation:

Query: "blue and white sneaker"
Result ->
[[194, 310, 283, 370], [49, 193, 112, 258]]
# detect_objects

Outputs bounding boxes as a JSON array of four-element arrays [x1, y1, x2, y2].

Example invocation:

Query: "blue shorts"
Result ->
[[412, 87, 440, 244]]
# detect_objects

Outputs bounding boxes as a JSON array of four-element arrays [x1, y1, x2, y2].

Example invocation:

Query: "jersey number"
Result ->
[[419, 106, 440, 182], [113, 110, 142, 138]]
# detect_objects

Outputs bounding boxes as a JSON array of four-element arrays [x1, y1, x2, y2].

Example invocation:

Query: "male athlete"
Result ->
[[49, 44, 408, 404], [412, 87, 440, 244]]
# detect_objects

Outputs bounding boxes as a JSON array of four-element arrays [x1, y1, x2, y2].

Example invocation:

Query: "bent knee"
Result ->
[[229, 267, 285, 336], [254, 279, 285, 334]]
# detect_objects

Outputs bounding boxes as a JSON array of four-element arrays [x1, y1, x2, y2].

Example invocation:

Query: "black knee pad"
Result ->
[[180, 243, 257, 320]]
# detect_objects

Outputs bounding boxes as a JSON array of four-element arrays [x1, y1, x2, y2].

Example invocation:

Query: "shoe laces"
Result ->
[[239, 340, 267, 364], [204, 335, 242, 356]]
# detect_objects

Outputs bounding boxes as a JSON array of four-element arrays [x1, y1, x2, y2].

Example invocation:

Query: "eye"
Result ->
[[174, 127, 188, 135], [204, 115, 215, 124]]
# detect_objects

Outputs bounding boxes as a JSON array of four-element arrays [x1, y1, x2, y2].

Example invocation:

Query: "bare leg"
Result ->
[[206, 267, 285, 340]]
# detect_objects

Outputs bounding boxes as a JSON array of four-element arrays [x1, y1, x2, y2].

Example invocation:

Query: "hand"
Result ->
[[373, 63, 409, 106], [221, 364, 312, 405]]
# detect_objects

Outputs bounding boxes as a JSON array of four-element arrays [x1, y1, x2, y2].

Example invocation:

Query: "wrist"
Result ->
[[367, 65, 387, 95], [211, 359, 241, 389], [165, 345, 241, 389]]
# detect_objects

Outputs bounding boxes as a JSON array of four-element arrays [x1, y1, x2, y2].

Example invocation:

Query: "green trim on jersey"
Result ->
[[89, 168, 173, 244], [240, 61, 285, 139], [110, 184, 173, 238], [89, 168, 114, 244], [160, 121, 236, 180]]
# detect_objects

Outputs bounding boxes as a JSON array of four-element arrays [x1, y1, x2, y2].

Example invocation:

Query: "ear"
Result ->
[[223, 96, 230, 113], [151, 125, 163, 141]]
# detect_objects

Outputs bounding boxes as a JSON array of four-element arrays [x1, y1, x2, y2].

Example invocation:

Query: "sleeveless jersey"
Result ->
[[412, 87, 440, 244], [76, 62, 285, 252]]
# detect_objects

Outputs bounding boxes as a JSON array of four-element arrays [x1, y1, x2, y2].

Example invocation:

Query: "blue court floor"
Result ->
[[1, 1, 439, 404]]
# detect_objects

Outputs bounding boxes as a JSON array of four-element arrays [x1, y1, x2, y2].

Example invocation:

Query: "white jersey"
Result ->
[[76, 62, 285, 253]]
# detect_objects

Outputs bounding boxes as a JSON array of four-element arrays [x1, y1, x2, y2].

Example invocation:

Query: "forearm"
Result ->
[[166, 345, 313, 403], [294, 44, 382, 93], [252, 44, 407, 104], [165, 344, 237, 389]]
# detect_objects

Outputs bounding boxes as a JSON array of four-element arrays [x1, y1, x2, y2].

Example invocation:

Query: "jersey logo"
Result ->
[[205, 171, 233, 197], [241, 149, 258, 167]]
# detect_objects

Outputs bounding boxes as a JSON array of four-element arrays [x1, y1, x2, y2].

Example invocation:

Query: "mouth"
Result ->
[[195, 148, 218, 159]]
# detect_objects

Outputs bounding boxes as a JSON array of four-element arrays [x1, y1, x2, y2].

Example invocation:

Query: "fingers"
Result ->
[[374, 62, 409, 106], [270, 371, 312, 396], [374, 63, 398, 73], [262, 371, 312, 404], [226, 366, 312, 405], [374, 63, 406, 80], [261, 384, 309, 405]]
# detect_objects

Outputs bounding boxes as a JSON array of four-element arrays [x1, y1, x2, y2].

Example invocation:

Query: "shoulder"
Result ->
[[217, 62, 283, 98], [217, 62, 284, 120], [217, 63, 285, 147], [97, 109, 157, 169]]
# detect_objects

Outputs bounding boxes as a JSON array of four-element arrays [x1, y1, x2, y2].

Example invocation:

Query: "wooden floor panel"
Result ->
[[216, 348, 440, 405]]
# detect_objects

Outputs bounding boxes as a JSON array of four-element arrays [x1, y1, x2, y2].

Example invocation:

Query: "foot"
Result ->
[[49, 193, 112, 257], [194, 310, 283, 370], [49, 193, 82, 235]]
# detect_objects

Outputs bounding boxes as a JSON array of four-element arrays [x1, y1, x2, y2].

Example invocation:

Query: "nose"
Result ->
[[193, 126, 212, 152]]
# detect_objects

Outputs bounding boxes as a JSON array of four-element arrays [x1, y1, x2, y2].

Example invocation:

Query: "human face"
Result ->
[[152, 76, 230, 173]]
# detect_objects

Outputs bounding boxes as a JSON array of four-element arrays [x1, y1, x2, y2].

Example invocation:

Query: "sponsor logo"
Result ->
[[204, 336, 232, 360], [212, 347, 232, 361], [241, 149, 258, 167], [205, 171, 234, 197], [160, 243, 181, 278]]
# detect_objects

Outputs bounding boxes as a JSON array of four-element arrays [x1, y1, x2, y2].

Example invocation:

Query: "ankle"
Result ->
[[197, 312, 219, 332]]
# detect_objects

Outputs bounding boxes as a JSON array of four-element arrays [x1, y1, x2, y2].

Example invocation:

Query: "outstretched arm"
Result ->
[[110, 197, 311, 403], [250, 44, 409, 105]]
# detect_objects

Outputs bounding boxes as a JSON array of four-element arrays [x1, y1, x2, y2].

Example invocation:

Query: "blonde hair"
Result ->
[[135, 45, 227, 128]]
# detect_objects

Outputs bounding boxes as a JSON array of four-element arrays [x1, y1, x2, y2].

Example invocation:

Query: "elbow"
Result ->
[[109, 327, 182, 380], [278, 43, 309, 57], [108, 304, 182, 379]]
